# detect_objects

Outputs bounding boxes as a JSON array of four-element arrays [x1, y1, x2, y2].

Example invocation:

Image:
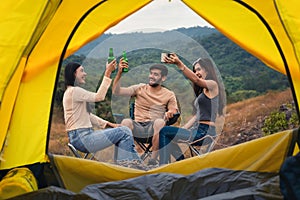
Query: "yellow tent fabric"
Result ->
[[0, 0, 151, 169], [0, 0, 50, 162], [53, 129, 298, 192], [0, 0, 299, 194]]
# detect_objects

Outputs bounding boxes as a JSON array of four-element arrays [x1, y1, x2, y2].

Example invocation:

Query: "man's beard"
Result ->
[[149, 77, 162, 87], [149, 83, 159, 87]]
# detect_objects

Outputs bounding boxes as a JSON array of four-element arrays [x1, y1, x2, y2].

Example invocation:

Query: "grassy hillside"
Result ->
[[219, 89, 296, 147]]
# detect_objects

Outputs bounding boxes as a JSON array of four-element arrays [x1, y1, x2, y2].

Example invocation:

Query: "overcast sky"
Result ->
[[106, 0, 212, 34]]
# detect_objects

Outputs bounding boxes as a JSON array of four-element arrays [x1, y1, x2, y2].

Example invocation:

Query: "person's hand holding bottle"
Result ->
[[117, 57, 128, 74], [104, 59, 117, 77]]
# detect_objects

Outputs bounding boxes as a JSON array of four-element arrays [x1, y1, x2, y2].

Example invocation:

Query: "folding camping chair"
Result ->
[[178, 131, 222, 157], [68, 142, 120, 162], [129, 101, 181, 161]]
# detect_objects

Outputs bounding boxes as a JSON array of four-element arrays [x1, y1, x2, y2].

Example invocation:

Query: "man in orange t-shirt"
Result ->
[[113, 59, 178, 165]]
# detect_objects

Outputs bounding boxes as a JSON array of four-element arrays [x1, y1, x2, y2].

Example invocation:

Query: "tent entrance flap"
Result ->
[[52, 129, 297, 193]]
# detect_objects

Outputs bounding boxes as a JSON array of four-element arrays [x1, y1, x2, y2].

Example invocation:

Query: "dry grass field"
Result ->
[[49, 89, 296, 163], [220, 89, 295, 146]]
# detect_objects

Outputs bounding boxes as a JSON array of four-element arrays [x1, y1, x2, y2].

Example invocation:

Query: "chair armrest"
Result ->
[[166, 112, 180, 126]]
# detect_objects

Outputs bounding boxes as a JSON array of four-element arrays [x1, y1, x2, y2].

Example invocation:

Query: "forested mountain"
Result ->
[[197, 33, 289, 102], [72, 26, 288, 101], [55, 26, 289, 122], [76, 26, 217, 56]]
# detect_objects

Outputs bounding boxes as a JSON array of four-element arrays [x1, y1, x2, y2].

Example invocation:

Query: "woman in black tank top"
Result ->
[[159, 55, 226, 165]]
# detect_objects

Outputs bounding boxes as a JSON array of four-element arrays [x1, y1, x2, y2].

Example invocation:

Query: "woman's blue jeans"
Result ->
[[159, 123, 216, 165], [68, 126, 141, 161]]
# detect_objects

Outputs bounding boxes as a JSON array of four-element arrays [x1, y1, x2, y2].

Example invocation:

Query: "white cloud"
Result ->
[[106, 0, 212, 34]]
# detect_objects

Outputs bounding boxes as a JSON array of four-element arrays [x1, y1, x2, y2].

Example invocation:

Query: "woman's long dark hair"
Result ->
[[64, 62, 81, 88], [192, 58, 226, 116], [64, 62, 92, 113]]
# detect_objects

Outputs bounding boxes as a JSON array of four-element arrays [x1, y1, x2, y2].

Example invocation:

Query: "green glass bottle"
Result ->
[[107, 48, 115, 72], [122, 50, 128, 72], [107, 48, 115, 63]]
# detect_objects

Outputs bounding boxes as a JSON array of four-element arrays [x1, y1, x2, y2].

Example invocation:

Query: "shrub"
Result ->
[[262, 112, 288, 135], [262, 103, 299, 135]]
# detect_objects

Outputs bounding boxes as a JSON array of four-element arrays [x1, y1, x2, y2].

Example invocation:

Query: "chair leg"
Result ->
[[68, 143, 94, 160], [68, 143, 82, 158], [83, 153, 89, 159], [135, 140, 152, 161], [141, 143, 152, 160], [140, 147, 152, 160], [114, 146, 118, 163], [83, 153, 95, 160], [188, 139, 216, 157], [189, 145, 201, 156], [206, 141, 216, 153]]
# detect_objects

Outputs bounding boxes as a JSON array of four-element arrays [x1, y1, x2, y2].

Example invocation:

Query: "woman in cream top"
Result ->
[[63, 61, 141, 162]]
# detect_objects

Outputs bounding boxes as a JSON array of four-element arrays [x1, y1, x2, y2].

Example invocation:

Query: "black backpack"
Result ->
[[280, 151, 300, 199]]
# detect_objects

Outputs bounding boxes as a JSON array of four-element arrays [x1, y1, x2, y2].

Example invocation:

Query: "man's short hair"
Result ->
[[149, 64, 168, 76]]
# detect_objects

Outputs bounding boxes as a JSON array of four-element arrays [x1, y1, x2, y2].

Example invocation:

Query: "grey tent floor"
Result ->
[[11, 168, 283, 200]]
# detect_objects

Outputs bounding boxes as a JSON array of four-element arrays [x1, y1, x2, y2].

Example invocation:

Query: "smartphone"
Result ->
[[161, 53, 171, 63]]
